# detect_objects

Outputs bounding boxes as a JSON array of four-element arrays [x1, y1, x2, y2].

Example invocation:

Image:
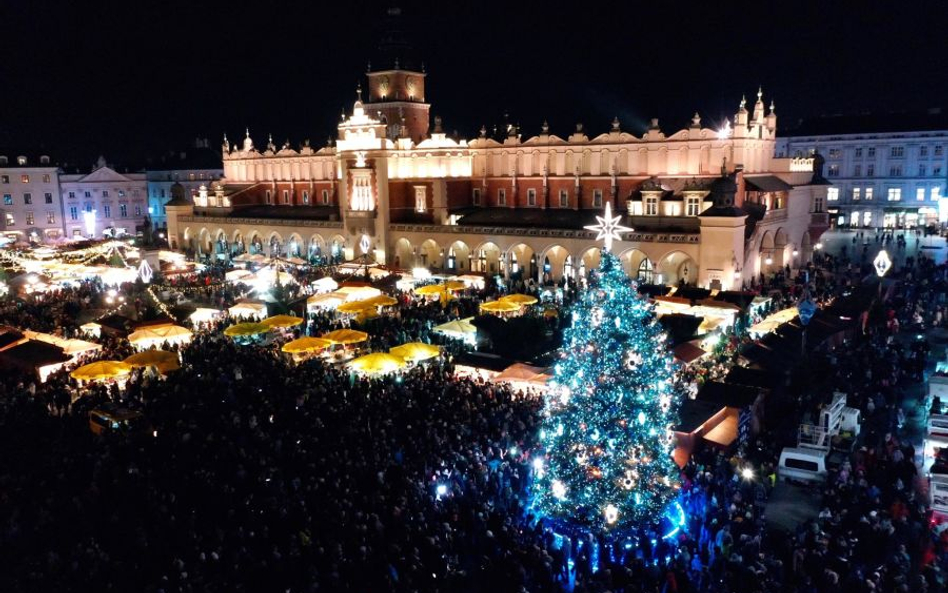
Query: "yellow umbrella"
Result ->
[[444, 280, 466, 291], [389, 342, 441, 362], [224, 322, 270, 337], [261, 314, 304, 329], [321, 329, 369, 345], [281, 337, 333, 353], [500, 293, 538, 306], [543, 307, 559, 318], [124, 350, 181, 373], [348, 353, 405, 374], [415, 284, 448, 296], [337, 300, 375, 314], [480, 300, 521, 313], [363, 294, 398, 307], [71, 360, 133, 381]]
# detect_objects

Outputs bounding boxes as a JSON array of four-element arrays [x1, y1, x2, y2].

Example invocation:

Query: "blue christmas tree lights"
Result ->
[[531, 249, 682, 532]]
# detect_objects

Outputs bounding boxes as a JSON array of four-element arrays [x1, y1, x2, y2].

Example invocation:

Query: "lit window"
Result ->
[[933, 187, 942, 201], [686, 196, 700, 216], [863, 212, 872, 226], [414, 186, 427, 212], [645, 196, 658, 215], [827, 164, 839, 177], [865, 187, 873, 200], [527, 188, 537, 206], [134, 205, 142, 216], [3, 194, 11, 205], [917, 187, 926, 201], [17, 157, 26, 165], [20, 174, 29, 183], [559, 189, 568, 207], [497, 188, 506, 206], [118, 190, 125, 197], [4, 213, 13, 226], [25, 212, 34, 226], [42, 174, 50, 183], [852, 188, 861, 200], [828, 148, 841, 158], [46, 211, 55, 224], [0, 175, 8, 183], [302, 191, 309, 204], [592, 189, 603, 208], [826, 188, 839, 201], [887, 188, 901, 201], [637, 258, 653, 283], [119, 204, 128, 218]]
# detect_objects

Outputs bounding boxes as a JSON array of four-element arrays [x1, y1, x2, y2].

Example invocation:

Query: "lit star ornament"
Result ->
[[584, 202, 633, 252]]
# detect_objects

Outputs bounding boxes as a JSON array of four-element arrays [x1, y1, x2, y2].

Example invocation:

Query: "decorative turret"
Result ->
[[242, 128, 254, 152], [611, 117, 621, 132], [766, 100, 777, 132], [734, 96, 749, 128], [752, 87, 765, 124], [222, 133, 230, 154], [690, 112, 701, 128]]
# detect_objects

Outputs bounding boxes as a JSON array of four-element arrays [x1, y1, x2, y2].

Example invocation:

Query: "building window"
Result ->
[[827, 148, 841, 158], [814, 195, 825, 212], [852, 188, 861, 200], [321, 189, 329, 204], [25, 212, 34, 226], [890, 146, 904, 158], [865, 187, 873, 200], [119, 204, 128, 218], [935, 166, 944, 176], [118, 190, 125, 198], [686, 196, 700, 216], [103, 205, 111, 218], [414, 186, 427, 213], [853, 165, 861, 177], [916, 187, 926, 200], [266, 190, 272, 204], [919, 164, 927, 176], [920, 146, 929, 157], [559, 189, 568, 207], [69, 206, 78, 220], [302, 190, 309, 204], [84, 202, 93, 213], [889, 165, 902, 176], [134, 205, 142, 216], [592, 189, 603, 208], [102, 190, 109, 197], [472, 188, 481, 205], [827, 164, 840, 177], [84, 191, 91, 198], [0, 175, 8, 183], [827, 188, 839, 201], [864, 212, 872, 226], [46, 211, 55, 224], [20, 175, 29, 183], [159, 189, 166, 198], [887, 188, 901, 201], [68, 191, 75, 199], [42, 174, 50, 183], [283, 190, 289, 204], [4, 213, 13, 226], [935, 145, 944, 157], [527, 188, 537, 206], [868, 147, 876, 158], [2, 194, 11, 205], [645, 196, 658, 215], [866, 164, 875, 177], [23, 193, 32, 205], [933, 187, 942, 201], [497, 188, 506, 206], [854, 147, 863, 158], [637, 258, 654, 283]]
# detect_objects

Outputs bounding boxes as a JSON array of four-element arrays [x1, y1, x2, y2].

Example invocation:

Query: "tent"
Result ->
[[225, 269, 255, 283], [229, 301, 268, 320], [189, 307, 223, 324], [124, 350, 181, 374], [80, 322, 102, 338], [0, 340, 72, 382], [23, 331, 102, 357], [260, 315, 304, 329], [70, 360, 133, 382], [348, 353, 405, 375], [389, 342, 440, 362], [363, 294, 398, 307], [433, 318, 477, 338], [456, 274, 486, 290], [494, 362, 551, 387], [281, 337, 332, 353], [307, 292, 346, 311], [480, 300, 520, 314], [321, 329, 369, 345], [500, 293, 538, 306], [310, 277, 339, 293], [224, 322, 269, 337], [128, 325, 193, 350], [337, 301, 376, 314], [335, 285, 382, 301]]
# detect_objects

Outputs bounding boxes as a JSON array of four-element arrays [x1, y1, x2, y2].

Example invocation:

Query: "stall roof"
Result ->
[[673, 341, 707, 364], [703, 411, 739, 446], [0, 327, 25, 351], [0, 340, 70, 367], [675, 399, 726, 433], [454, 352, 515, 373]]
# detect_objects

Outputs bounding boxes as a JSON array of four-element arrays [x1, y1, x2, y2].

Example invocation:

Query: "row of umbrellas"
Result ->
[[70, 350, 181, 381]]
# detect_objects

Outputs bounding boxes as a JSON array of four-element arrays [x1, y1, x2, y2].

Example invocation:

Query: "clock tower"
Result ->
[[364, 7, 430, 144]]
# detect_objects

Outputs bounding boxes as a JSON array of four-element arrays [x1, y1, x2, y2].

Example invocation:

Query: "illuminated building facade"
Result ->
[[60, 157, 148, 240], [167, 63, 829, 288], [0, 153, 64, 244]]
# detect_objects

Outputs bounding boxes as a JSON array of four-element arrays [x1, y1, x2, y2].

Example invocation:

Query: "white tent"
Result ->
[[306, 292, 346, 311], [128, 324, 193, 350], [189, 307, 223, 324], [228, 301, 268, 320], [310, 277, 339, 293]]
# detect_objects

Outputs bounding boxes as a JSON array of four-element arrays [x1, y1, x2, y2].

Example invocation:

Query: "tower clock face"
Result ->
[[378, 76, 390, 94], [406, 76, 416, 94]]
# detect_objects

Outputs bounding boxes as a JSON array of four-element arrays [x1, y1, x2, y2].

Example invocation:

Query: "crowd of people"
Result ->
[[1, 230, 948, 592]]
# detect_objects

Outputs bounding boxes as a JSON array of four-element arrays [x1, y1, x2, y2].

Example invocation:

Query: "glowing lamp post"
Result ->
[[873, 249, 892, 298]]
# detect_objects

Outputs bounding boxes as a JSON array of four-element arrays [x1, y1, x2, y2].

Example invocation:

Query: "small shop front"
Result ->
[[882, 206, 924, 229]]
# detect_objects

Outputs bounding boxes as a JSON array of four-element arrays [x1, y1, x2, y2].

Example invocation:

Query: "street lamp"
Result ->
[[874, 249, 892, 298]]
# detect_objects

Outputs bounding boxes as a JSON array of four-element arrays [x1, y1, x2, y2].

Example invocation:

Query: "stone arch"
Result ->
[[446, 239, 471, 272], [472, 241, 502, 274], [419, 238, 442, 269], [248, 230, 264, 254], [287, 232, 304, 257], [618, 248, 649, 280], [183, 227, 192, 242], [657, 250, 697, 286], [773, 227, 789, 267], [231, 229, 245, 255], [328, 234, 346, 262], [267, 231, 284, 257], [393, 237, 413, 269], [539, 244, 570, 282], [577, 247, 601, 278], [198, 227, 212, 254], [800, 231, 813, 264], [507, 242, 537, 280]]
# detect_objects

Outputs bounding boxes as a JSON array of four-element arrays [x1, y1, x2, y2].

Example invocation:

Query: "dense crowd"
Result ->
[[1, 230, 948, 592]]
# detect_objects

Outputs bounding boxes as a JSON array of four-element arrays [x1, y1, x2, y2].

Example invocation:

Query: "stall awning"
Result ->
[[703, 410, 739, 446]]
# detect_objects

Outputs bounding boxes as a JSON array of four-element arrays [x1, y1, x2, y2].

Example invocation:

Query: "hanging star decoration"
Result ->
[[584, 202, 633, 252]]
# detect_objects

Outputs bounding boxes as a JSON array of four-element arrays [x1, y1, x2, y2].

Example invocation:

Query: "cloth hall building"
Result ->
[[166, 63, 830, 289]]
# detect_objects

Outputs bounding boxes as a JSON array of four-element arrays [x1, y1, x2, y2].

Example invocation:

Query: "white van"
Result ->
[[778, 447, 828, 484], [931, 473, 948, 518]]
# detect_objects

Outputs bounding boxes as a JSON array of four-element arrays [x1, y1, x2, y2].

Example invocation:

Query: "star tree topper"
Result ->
[[584, 201, 633, 252]]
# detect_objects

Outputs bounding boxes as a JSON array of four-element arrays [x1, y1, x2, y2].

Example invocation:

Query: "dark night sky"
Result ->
[[2, 0, 946, 167]]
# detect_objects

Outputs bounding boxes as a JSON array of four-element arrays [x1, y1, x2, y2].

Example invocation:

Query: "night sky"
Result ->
[[2, 0, 946, 167]]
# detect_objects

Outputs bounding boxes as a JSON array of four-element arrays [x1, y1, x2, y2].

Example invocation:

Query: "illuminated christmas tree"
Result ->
[[531, 204, 681, 532]]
